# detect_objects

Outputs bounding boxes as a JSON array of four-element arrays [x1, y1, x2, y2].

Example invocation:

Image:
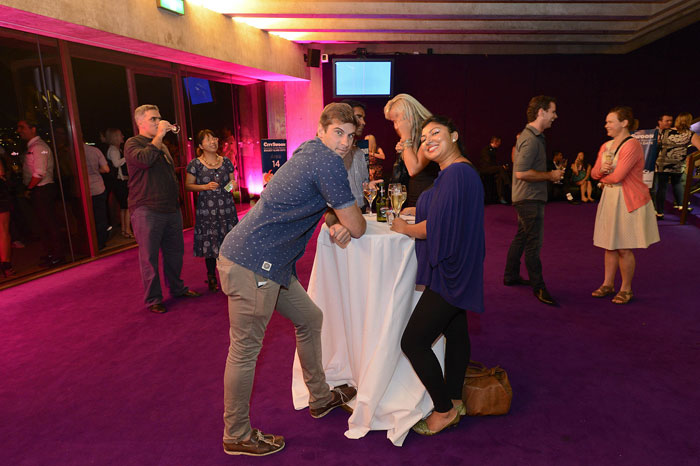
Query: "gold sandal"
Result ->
[[412, 411, 461, 436], [592, 285, 615, 298], [612, 290, 633, 304]]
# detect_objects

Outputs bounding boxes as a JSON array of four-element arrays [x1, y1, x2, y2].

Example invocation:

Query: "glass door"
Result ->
[[0, 32, 89, 283], [130, 71, 191, 226]]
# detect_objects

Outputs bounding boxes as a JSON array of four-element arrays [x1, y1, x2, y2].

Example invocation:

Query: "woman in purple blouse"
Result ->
[[391, 115, 485, 436]]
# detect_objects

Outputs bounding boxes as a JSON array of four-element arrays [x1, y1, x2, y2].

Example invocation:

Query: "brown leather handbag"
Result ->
[[462, 361, 512, 416]]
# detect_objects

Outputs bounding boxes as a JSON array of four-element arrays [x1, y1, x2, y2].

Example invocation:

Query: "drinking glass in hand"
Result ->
[[603, 150, 614, 174], [363, 181, 377, 215], [390, 184, 406, 215]]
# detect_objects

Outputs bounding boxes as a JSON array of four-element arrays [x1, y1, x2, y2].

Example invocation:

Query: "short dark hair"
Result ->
[[341, 99, 366, 112], [421, 115, 465, 155], [18, 118, 39, 130], [658, 113, 673, 121], [319, 103, 357, 130], [490, 136, 501, 143], [526, 95, 556, 123]]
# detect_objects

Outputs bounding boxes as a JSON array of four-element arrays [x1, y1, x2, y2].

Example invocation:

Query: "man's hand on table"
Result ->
[[329, 224, 351, 248]]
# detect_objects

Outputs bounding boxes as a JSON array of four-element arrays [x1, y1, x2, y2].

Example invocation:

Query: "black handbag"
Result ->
[[391, 153, 410, 185]]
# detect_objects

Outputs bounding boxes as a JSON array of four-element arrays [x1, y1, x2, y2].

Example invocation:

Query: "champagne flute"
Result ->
[[603, 149, 614, 174], [399, 185, 407, 213], [390, 187, 402, 215], [169, 123, 181, 134], [363, 181, 377, 215]]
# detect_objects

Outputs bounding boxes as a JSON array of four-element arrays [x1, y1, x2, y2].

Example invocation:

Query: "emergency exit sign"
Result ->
[[157, 0, 185, 15]]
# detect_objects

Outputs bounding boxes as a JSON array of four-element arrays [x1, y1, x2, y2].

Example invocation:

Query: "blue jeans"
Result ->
[[504, 201, 546, 289], [131, 206, 187, 305]]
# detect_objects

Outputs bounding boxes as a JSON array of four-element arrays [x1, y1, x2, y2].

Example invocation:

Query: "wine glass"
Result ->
[[168, 123, 181, 134], [363, 181, 377, 215]]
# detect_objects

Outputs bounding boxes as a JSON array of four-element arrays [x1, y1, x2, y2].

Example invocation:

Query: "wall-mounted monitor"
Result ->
[[333, 59, 394, 98], [183, 77, 213, 105]]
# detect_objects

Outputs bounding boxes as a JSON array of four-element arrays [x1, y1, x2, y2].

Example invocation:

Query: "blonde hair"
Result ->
[[134, 104, 159, 124], [384, 94, 432, 149], [674, 112, 692, 132]]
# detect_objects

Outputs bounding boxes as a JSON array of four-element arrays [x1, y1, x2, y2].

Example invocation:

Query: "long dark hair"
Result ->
[[421, 115, 466, 155]]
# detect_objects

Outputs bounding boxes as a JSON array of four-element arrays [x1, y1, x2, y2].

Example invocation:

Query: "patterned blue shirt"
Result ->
[[219, 138, 356, 287]]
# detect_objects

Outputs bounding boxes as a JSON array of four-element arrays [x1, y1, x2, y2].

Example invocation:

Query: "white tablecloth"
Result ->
[[291, 217, 444, 446]]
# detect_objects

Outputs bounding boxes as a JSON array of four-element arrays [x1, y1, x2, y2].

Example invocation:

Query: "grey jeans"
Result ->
[[217, 256, 333, 442], [130, 206, 186, 305]]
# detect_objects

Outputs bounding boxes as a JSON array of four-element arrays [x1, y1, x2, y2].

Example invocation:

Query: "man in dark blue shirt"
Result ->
[[218, 103, 366, 457]]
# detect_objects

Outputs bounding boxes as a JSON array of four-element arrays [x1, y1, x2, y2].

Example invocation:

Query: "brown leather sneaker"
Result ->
[[309, 385, 357, 419], [223, 429, 285, 456]]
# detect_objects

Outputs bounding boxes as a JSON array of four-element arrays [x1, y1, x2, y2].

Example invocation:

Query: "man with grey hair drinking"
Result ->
[[124, 104, 200, 313]]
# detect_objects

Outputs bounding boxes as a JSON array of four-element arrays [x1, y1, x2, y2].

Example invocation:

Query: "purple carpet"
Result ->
[[1, 202, 698, 465]]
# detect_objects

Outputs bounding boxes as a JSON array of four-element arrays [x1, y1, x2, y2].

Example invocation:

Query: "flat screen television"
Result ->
[[333, 59, 394, 97], [183, 77, 213, 105]]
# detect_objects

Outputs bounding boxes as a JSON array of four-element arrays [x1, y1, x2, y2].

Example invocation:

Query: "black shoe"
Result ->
[[148, 303, 167, 313], [534, 288, 557, 306], [309, 385, 357, 418], [206, 274, 219, 292], [178, 289, 201, 298], [1, 262, 15, 278], [40, 255, 65, 267], [504, 276, 531, 287]]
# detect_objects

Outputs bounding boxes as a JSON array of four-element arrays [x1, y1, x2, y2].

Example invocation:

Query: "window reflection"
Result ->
[[72, 57, 134, 250], [0, 34, 88, 283], [182, 75, 241, 200]]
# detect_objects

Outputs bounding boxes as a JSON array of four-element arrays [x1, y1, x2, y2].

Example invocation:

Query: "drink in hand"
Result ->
[[363, 182, 377, 214]]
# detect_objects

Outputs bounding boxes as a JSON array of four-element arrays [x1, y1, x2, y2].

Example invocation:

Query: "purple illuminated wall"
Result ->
[[323, 22, 700, 170]]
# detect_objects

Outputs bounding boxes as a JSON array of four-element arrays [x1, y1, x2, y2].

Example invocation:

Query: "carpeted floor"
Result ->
[[1, 202, 698, 465]]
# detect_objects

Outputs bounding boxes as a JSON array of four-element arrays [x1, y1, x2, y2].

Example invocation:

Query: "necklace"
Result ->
[[199, 154, 222, 169]]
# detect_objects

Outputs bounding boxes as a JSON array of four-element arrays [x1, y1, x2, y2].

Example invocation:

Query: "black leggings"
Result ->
[[205, 257, 217, 276], [400, 287, 470, 413]]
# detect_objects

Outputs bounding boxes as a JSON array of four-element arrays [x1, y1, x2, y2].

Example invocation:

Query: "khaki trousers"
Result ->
[[217, 256, 333, 442]]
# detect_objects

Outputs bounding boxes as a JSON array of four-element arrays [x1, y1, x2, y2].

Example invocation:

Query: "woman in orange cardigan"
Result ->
[[590, 107, 659, 304]]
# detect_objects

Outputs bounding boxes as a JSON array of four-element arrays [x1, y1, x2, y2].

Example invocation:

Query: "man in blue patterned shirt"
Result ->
[[217, 103, 366, 457]]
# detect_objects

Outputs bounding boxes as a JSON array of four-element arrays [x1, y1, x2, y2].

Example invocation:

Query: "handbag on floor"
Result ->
[[462, 360, 512, 416]]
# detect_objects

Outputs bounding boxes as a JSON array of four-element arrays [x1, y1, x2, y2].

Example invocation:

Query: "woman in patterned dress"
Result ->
[[185, 129, 239, 291], [654, 112, 700, 218], [590, 107, 659, 304]]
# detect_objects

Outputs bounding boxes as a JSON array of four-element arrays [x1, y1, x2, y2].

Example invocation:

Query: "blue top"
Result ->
[[415, 161, 485, 313], [219, 138, 356, 287]]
